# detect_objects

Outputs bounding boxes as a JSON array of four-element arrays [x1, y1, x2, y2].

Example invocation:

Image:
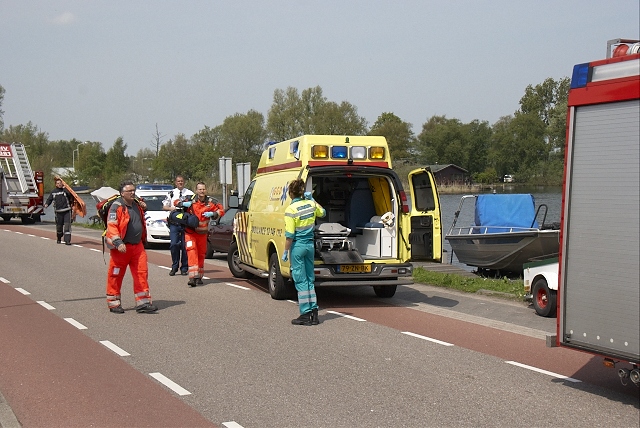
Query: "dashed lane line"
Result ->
[[149, 372, 191, 396], [401, 331, 455, 347], [64, 318, 88, 330], [14, 288, 30, 295], [100, 340, 131, 356], [226, 282, 250, 290], [37, 301, 56, 310], [222, 422, 246, 428], [506, 361, 581, 383], [326, 310, 366, 322], [0, 277, 9, 283]]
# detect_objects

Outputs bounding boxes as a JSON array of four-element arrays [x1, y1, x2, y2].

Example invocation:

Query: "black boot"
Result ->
[[291, 312, 312, 326], [311, 308, 320, 325]]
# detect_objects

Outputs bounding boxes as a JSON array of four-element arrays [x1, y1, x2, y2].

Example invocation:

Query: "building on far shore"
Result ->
[[429, 164, 469, 186]]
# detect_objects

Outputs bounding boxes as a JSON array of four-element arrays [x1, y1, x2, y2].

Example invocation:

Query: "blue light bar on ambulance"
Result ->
[[350, 146, 367, 159], [331, 146, 348, 159]]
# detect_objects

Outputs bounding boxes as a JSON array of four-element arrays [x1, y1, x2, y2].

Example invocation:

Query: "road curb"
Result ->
[[0, 390, 21, 428]]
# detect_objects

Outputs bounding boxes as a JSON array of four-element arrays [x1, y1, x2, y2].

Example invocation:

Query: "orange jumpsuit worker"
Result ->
[[105, 180, 158, 314], [184, 181, 224, 287]]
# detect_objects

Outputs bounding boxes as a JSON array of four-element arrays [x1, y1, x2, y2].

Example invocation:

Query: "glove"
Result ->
[[203, 211, 215, 218], [304, 191, 314, 201], [281, 250, 289, 262], [182, 201, 192, 208]]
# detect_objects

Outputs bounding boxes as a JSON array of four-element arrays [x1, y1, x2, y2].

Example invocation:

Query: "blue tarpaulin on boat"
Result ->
[[474, 194, 538, 232]]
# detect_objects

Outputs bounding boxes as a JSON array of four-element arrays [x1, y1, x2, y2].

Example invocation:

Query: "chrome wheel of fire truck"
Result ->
[[227, 241, 252, 279], [532, 278, 557, 317], [373, 285, 397, 298]]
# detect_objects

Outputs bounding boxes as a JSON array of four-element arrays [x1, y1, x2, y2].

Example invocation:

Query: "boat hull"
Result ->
[[446, 229, 559, 273]]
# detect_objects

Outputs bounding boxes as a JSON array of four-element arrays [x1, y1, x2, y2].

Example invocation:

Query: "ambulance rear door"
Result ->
[[404, 168, 442, 262]]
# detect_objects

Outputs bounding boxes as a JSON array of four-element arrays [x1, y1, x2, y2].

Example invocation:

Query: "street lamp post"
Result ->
[[72, 141, 88, 170]]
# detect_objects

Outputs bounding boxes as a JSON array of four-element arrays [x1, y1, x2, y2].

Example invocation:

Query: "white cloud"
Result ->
[[51, 12, 76, 26]]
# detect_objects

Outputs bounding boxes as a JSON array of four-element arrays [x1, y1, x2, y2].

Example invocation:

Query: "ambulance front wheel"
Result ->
[[268, 253, 292, 300], [227, 241, 252, 279], [373, 285, 397, 298]]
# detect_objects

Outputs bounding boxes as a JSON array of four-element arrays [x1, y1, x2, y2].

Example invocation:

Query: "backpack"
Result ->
[[168, 210, 199, 229], [95, 194, 121, 228]]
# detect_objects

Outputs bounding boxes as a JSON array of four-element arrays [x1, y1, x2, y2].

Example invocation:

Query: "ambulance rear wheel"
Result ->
[[373, 285, 397, 298], [268, 253, 289, 300], [228, 241, 252, 279]]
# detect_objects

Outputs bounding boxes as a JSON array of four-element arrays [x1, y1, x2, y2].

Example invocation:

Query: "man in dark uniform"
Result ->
[[44, 177, 74, 245]]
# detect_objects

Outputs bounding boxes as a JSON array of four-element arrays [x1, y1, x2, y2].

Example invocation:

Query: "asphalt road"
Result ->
[[1, 220, 638, 428]]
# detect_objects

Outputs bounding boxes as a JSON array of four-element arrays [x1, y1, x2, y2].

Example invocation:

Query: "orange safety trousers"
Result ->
[[185, 232, 207, 279], [106, 242, 152, 309]]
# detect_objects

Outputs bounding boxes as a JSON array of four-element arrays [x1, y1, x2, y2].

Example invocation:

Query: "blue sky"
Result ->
[[1, 1, 639, 155]]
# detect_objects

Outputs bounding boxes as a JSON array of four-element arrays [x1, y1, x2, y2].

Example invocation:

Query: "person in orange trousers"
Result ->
[[183, 182, 224, 287], [105, 180, 158, 314]]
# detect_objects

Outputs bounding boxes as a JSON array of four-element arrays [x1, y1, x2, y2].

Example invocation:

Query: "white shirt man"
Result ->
[[163, 176, 194, 276]]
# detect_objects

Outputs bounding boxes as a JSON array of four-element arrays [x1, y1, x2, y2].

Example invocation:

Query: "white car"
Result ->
[[136, 190, 171, 246]]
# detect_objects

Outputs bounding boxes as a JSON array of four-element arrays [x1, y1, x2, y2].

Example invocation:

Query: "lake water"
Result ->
[[58, 187, 563, 272]]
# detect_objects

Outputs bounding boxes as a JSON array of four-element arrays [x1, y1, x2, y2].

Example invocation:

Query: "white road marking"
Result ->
[[203, 276, 210, 280], [14, 232, 24, 235], [222, 422, 246, 428], [226, 282, 250, 290], [64, 318, 88, 330], [41, 236, 49, 240], [149, 372, 191, 396], [159, 265, 171, 270], [100, 340, 131, 356], [90, 248, 101, 252], [72, 244, 81, 247], [505, 361, 581, 383], [0, 277, 9, 283], [402, 331, 454, 347], [286, 299, 297, 305], [326, 310, 366, 322], [15, 288, 30, 295], [37, 301, 56, 310], [26, 234, 35, 237]]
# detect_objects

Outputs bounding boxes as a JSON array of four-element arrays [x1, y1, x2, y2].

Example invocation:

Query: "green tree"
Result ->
[[104, 137, 129, 188], [78, 142, 107, 189], [266, 86, 367, 141], [368, 112, 415, 161], [216, 110, 265, 165]]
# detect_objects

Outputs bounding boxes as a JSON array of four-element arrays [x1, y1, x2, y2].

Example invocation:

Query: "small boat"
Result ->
[[445, 194, 559, 274]]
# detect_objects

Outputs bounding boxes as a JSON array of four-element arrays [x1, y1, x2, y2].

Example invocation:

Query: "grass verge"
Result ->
[[413, 267, 525, 301]]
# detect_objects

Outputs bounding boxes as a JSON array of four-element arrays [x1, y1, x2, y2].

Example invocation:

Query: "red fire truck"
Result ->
[[0, 142, 45, 223], [557, 39, 639, 386]]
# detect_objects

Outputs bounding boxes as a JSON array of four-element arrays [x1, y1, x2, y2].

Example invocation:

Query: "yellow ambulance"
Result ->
[[228, 135, 442, 299]]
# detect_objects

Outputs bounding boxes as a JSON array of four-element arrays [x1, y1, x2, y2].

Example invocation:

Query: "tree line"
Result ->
[[0, 78, 569, 192]]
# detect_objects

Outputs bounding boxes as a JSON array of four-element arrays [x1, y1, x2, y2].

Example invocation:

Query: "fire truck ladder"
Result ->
[[7, 143, 37, 194]]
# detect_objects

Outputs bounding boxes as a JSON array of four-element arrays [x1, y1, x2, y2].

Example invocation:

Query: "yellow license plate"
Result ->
[[339, 264, 371, 273]]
